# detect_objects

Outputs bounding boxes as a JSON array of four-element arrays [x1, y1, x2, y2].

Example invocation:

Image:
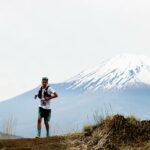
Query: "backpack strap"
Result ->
[[44, 86, 51, 97], [38, 86, 43, 99], [45, 85, 49, 91]]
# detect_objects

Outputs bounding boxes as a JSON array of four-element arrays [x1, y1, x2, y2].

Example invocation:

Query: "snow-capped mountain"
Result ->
[[67, 54, 150, 90], [0, 53, 150, 138]]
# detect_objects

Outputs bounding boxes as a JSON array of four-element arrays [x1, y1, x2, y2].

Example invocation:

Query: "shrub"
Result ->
[[127, 115, 139, 125], [83, 124, 93, 132]]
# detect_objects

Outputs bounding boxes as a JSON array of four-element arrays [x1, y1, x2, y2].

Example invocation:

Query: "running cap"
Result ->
[[42, 77, 49, 81]]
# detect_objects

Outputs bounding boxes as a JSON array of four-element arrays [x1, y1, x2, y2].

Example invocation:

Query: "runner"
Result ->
[[34, 77, 58, 138]]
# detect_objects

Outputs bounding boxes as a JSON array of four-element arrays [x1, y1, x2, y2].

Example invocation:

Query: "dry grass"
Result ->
[[92, 104, 113, 126], [68, 114, 150, 150], [2, 117, 17, 139], [120, 140, 150, 150]]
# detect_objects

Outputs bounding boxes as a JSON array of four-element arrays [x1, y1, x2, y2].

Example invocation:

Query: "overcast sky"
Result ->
[[0, 0, 150, 100]]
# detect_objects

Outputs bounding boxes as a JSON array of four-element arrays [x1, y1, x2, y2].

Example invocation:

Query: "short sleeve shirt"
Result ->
[[39, 86, 55, 110]]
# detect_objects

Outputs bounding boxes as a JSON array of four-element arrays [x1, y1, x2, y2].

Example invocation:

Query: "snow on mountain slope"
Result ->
[[66, 54, 150, 90]]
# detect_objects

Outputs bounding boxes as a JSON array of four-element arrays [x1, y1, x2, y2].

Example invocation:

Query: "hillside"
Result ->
[[0, 115, 150, 150]]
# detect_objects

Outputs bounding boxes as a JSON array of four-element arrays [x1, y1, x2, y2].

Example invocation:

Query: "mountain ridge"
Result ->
[[66, 53, 150, 91]]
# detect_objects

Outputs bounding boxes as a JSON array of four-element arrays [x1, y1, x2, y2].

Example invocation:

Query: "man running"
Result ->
[[34, 77, 58, 138]]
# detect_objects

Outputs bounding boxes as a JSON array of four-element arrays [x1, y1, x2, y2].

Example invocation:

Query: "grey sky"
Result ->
[[0, 0, 150, 100]]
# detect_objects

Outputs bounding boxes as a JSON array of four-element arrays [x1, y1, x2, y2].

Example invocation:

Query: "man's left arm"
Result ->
[[44, 87, 58, 101], [45, 92, 58, 101]]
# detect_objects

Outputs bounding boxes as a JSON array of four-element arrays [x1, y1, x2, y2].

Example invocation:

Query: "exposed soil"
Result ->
[[0, 136, 67, 150]]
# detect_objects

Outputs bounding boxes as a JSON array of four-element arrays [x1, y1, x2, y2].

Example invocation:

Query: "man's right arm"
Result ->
[[34, 94, 38, 99], [34, 90, 39, 99]]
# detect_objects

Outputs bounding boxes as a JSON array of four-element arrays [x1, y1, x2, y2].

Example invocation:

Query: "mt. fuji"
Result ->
[[67, 54, 150, 91], [0, 53, 150, 137]]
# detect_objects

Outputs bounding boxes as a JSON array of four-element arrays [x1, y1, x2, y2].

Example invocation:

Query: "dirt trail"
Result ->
[[0, 136, 68, 150]]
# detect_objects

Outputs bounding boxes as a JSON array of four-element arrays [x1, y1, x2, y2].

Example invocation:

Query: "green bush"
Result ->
[[127, 115, 139, 125], [83, 124, 93, 132]]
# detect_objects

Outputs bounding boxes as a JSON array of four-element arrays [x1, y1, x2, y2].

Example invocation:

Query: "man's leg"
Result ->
[[44, 109, 51, 137], [37, 118, 42, 137], [44, 120, 50, 137], [37, 107, 43, 137]]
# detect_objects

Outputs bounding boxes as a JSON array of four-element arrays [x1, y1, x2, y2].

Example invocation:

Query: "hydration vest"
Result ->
[[38, 86, 51, 99]]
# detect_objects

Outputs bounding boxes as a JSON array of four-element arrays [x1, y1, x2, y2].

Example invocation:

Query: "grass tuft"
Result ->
[[83, 124, 93, 132], [127, 115, 139, 125]]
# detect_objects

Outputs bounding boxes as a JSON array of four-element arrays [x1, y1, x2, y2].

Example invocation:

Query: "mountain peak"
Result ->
[[66, 54, 150, 90], [109, 53, 150, 67]]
